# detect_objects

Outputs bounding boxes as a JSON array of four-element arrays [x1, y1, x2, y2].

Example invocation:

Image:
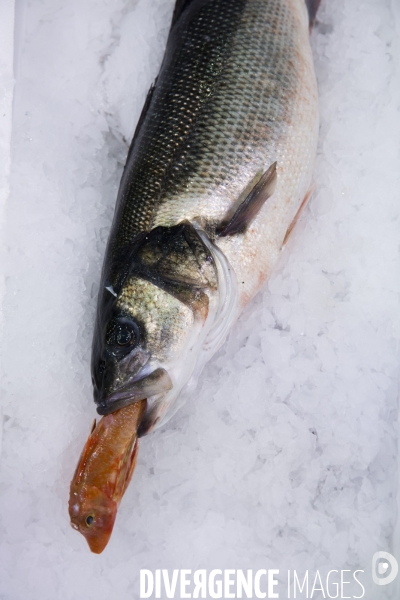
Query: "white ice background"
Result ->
[[0, 0, 15, 401], [0, 0, 400, 599]]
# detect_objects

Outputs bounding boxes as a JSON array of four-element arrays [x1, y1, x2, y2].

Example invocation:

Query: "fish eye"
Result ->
[[116, 324, 135, 346], [85, 514, 95, 527], [106, 318, 140, 358]]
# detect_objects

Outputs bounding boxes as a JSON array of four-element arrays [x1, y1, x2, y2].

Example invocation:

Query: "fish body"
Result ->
[[69, 400, 146, 553], [91, 0, 318, 436]]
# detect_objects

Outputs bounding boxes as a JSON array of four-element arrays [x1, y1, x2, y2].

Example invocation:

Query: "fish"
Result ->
[[71, 0, 320, 551], [69, 400, 147, 553], [91, 0, 320, 431]]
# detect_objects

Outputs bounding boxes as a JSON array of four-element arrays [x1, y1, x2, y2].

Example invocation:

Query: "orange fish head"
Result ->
[[69, 483, 118, 554]]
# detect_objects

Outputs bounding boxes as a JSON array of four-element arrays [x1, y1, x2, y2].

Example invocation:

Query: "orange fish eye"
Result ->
[[85, 514, 95, 527]]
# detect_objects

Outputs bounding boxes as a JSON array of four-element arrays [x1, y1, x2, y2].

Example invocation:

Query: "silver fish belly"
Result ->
[[91, 0, 319, 433]]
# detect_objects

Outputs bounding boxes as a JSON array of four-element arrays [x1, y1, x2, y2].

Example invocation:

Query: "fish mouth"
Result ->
[[69, 519, 113, 554], [96, 368, 173, 415], [85, 530, 114, 554]]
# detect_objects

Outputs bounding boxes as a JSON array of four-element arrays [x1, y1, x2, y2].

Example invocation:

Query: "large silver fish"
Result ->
[[91, 0, 320, 435]]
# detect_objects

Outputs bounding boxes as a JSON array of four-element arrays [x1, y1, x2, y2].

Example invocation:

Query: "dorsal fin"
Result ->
[[124, 79, 157, 168], [170, 0, 199, 29], [305, 0, 322, 27], [217, 162, 277, 237], [123, 0, 202, 170]]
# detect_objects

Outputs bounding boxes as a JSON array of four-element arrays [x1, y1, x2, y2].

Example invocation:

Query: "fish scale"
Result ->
[[110, 0, 313, 263], [111, 0, 246, 250]]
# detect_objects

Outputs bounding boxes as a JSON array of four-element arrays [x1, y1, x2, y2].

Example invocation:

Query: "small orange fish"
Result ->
[[68, 399, 147, 553]]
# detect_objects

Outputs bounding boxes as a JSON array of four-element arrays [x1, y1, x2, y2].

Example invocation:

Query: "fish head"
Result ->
[[92, 223, 219, 422], [69, 483, 117, 554]]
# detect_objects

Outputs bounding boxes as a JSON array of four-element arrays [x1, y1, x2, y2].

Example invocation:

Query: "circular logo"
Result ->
[[372, 552, 398, 586]]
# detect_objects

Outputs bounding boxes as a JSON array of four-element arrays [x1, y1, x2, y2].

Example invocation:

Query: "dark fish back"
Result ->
[[109, 0, 247, 256], [107, 0, 312, 279]]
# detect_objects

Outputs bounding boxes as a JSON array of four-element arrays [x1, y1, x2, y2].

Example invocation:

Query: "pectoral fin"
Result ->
[[217, 162, 277, 237]]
